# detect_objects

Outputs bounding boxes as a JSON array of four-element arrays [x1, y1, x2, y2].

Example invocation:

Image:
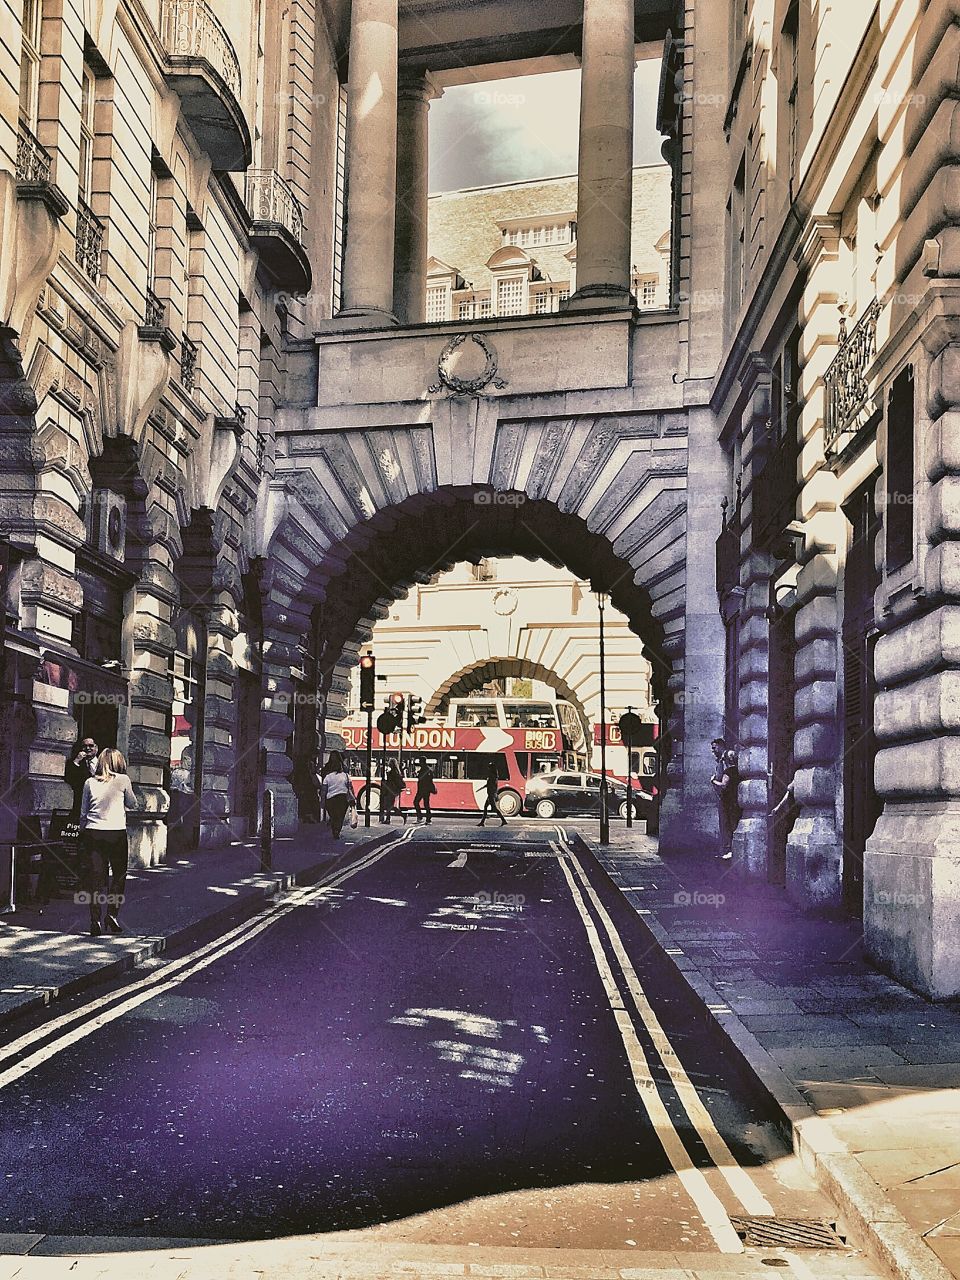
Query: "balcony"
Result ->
[[138, 286, 177, 352], [245, 169, 311, 294], [75, 197, 104, 283], [160, 0, 251, 172], [179, 334, 198, 392], [15, 121, 69, 217], [824, 297, 881, 458]]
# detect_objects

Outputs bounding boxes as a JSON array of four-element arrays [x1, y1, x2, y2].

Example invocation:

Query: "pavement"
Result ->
[[0, 815, 954, 1279], [0, 821, 390, 1027], [587, 825, 960, 1280]]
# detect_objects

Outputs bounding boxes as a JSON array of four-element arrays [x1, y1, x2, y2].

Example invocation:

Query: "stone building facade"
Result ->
[[712, 0, 960, 996], [0, 0, 338, 864]]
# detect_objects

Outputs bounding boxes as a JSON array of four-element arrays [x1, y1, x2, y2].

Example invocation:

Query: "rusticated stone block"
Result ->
[[126, 725, 175, 764], [128, 670, 175, 708], [132, 616, 177, 652], [876, 737, 960, 798], [875, 605, 960, 685], [876, 669, 960, 740], [19, 560, 83, 611]]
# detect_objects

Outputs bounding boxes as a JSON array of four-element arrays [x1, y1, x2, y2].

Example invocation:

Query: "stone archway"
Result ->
[[260, 466, 719, 853], [426, 657, 588, 722]]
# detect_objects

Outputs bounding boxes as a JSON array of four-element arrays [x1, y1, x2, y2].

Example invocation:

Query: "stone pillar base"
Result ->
[[733, 815, 769, 878], [564, 283, 633, 312], [658, 793, 719, 855], [865, 802, 960, 999], [266, 780, 300, 837], [129, 819, 167, 869], [786, 811, 842, 909], [317, 309, 399, 333]]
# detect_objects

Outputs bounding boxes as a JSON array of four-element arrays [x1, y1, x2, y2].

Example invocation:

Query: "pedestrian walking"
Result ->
[[319, 751, 357, 839], [66, 736, 99, 818], [79, 748, 137, 937], [381, 760, 407, 824], [478, 762, 506, 827], [710, 738, 741, 861], [414, 757, 436, 823]]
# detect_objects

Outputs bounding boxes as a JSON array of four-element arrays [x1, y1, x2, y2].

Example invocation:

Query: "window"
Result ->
[[532, 290, 551, 315], [497, 277, 524, 315], [636, 274, 658, 307], [426, 285, 449, 323], [19, 0, 42, 128], [332, 83, 347, 312], [170, 650, 198, 705], [458, 299, 475, 320], [478, 297, 492, 317], [885, 364, 915, 573], [556, 288, 570, 303], [79, 61, 97, 202], [147, 167, 159, 290], [455, 702, 500, 727], [727, 155, 746, 323], [783, 1, 799, 188]]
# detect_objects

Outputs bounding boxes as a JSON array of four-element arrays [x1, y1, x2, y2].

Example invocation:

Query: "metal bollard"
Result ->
[[261, 789, 274, 873]]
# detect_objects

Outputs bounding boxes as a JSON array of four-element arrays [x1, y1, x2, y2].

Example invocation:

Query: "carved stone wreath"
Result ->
[[428, 332, 508, 395]]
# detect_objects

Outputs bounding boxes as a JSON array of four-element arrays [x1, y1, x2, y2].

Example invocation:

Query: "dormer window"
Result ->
[[499, 213, 577, 248]]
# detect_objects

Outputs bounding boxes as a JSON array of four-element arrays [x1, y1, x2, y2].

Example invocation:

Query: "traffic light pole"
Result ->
[[364, 704, 374, 828]]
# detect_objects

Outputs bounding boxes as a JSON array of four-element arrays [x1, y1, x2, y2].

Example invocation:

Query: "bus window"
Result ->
[[642, 751, 657, 777], [502, 702, 558, 729], [515, 751, 531, 778], [441, 754, 466, 780], [534, 754, 558, 774], [454, 702, 500, 727], [465, 752, 509, 781]]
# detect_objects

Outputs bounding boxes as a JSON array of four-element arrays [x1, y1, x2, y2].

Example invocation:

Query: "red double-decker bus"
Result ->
[[341, 707, 567, 817]]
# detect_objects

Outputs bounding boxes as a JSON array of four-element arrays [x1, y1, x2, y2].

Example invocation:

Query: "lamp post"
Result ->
[[594, 585, 610, 845]]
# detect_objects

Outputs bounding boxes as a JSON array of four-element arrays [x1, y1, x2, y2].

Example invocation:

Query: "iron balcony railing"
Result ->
[[245, 168, 305, 244], [16, 120, 52, 185], [180, 334, 198, 391], [255, 429, 267, 472], [824, 297, 881, 452], [144, 286, 166, 329], [160, 0, 242, 100], [75, 197, 104, 282]]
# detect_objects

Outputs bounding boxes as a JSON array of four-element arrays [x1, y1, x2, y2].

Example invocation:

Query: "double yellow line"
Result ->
[[0, 833, 409, 1092], [551, 836, 773, 1254]]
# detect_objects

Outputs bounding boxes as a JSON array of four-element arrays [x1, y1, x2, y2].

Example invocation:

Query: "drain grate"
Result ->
[[730, 1216, 846, 1250]]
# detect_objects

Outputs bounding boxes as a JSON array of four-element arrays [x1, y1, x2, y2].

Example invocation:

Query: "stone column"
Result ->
[[786, 219, 844, 908], [732, 354, 775, 877], [199, 585, 241, 848], [339, 0, 399, 325], [393, 74, 441, 325], [567, 0, 635, 310]]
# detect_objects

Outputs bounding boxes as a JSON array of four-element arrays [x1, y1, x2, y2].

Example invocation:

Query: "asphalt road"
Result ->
[[0, 821, 843, 1257]]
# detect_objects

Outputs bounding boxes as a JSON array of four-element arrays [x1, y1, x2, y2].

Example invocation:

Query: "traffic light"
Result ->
[[388, 692, 405, 725], [406, 694, 424, 731], [359, 653, 376, 709]]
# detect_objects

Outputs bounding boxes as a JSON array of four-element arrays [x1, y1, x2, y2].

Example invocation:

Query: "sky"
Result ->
[[429, 61, 664, 194]]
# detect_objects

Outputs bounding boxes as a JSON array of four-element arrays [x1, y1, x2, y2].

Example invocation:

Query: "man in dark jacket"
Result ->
[[414, 758, 436, 823], [65, 737, 99, 818]]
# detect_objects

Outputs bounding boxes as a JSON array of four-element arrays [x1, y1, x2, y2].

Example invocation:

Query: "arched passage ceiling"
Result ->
[[268, 487, 677, 715]]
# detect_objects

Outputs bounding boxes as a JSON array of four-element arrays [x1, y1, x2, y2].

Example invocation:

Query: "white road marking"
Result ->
[[0, 837, 403, 1081], [565, 849, 773, 1217], [448, 851, 468, 868], [555, 847, 744, 1253]]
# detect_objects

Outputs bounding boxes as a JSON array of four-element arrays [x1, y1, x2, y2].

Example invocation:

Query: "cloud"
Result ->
[[429, 63, 665, 194]]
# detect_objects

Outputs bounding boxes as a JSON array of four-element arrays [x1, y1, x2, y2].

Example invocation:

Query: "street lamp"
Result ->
[[592, 583, 610, 845]]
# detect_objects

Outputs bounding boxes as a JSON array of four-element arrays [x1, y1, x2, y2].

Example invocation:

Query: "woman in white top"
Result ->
[[318, 751, 356, 839], [80, 748, 138, 937]]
